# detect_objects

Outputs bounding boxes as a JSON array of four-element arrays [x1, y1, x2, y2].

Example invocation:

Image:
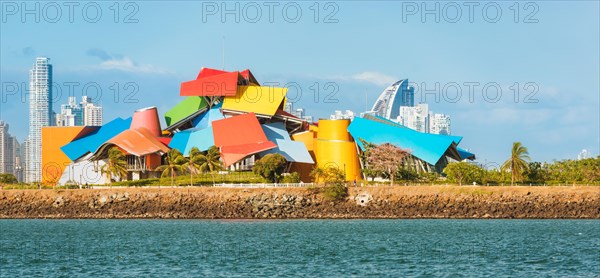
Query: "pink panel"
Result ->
[[131, 107, 162, 137]]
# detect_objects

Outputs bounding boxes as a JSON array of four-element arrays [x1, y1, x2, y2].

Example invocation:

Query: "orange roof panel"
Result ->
[[212, 113, 269, 147], [221, 141, 277, 167], [103, 127, 170, 157]]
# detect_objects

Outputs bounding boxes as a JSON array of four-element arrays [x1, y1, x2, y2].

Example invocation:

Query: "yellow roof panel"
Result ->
[[222, 85, 287, 116]]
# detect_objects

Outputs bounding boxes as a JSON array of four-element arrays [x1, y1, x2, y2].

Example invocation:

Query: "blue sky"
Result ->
[[1, 1, 598, 166]]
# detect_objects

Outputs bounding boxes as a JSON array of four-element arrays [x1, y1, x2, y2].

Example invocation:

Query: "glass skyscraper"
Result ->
[[26, 57, 53, 183], [370, 79, 414, 120]]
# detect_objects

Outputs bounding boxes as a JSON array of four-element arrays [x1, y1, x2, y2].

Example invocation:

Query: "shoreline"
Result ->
[[1, 186, 598, 219]]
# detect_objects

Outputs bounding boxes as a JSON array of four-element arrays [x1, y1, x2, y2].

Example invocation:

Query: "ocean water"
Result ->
[[0, 220, 598, 277]]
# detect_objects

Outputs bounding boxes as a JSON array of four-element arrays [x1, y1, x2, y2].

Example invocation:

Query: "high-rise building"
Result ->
[[22, 138, 30, 182], [82, 96, 103, 126], [56, 96, 84, 126], [12, 137, 23, 182], [330, 110, 355, 121], [430, 113, 451, 135], [370, 79, 414, 120], [0, 121, 15, 175], [283, 102, 293, 114], [578, 149, 589, 160], [26, 57, 53, 183], [398, 103, 430, 133], [292, 108, 304, 119]]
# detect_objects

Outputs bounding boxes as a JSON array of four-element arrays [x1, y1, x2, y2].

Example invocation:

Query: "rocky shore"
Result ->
[[0, 186, 598, 219]]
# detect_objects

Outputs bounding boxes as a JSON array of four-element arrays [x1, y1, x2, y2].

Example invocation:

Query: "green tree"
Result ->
[[183, 147, 202, 187], [253, 154, 287, 182], [419, 172, 439, 183], [183, 146, 223, 186], [367, 143, 410, 186], [396, 168, 419, 182], [501, 142, 531, 185], [0, 173, 18, 184], [101, 147, 128, 185], [199, 146, 223, 173], [443, 162, 484, 186], [156, 149, 186, 186], [524, 162, 549, 184]]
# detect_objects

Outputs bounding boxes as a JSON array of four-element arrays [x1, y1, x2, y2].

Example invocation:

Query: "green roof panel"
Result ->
[[164, 97, 208, 127]]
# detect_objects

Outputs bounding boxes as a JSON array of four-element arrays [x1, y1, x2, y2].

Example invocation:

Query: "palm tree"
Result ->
[[155, 149, 186, 187], [501, 142, 531, 186], [101, 147, 128, 185], [198, 146, 223, 173], [183, 147, 203, 186]]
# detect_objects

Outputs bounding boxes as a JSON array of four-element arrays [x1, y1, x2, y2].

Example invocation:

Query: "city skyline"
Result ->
[[0, 2, 598, 165]]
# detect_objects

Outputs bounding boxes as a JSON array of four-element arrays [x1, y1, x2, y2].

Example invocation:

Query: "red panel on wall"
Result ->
[[212, 113, 269, 147], [180, 71, 240, 96]]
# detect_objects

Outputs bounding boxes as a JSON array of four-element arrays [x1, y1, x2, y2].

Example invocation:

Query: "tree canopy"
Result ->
[[252, 154, 287, 183]]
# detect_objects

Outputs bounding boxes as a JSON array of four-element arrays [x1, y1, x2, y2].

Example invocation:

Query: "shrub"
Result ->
[[323, 182, 348, 201], [0, 173, 18, 184], [280, 172, 301, 183]]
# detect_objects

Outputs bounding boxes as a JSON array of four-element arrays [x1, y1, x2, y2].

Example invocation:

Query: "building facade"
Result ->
[[26, 57, 53, 183], [0, 121, 15, 174], [330, 110, 356, 121], [82, 96, 103, 126], [398, 104, 430, 133], [370, 79, 414, 120], [430, 113, 451, 135], [56, 96, 102, 127]]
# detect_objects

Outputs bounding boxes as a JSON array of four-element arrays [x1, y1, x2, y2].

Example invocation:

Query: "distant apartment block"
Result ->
[[82, 96, 103, 126], [330, 110, 355, 121], [56, 96, 102, 127], [0, 121, 22, 181], [430, 113, 451, 135]]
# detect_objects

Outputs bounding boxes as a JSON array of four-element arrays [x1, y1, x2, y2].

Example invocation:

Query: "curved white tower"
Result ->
[[370, 79, 414, 120]]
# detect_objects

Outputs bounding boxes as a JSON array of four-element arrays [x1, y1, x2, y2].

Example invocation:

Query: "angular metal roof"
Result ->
[[222, 85, 287, 116], [95, 127, 169, 158], [164, 96, 208, 128], [60, 117, 132, 161], [259, 122, 313, 164], [348, 117, 462, 166], [168, 127, 215, 156]]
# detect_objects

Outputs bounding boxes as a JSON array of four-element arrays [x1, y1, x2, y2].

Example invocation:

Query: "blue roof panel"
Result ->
[[457, 147, 476, 160], [348, 117, 459, 165], [168, 127, 214, 156], [192, 102, 224, 129], [61, 117, 132, 161], [261, 139, 314, 164], [261, 122, 291, 141]]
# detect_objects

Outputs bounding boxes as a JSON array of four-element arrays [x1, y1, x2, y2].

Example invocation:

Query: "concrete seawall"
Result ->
[[1, 186, 598, 219]]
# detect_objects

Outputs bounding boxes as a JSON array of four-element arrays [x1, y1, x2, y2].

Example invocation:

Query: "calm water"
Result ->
[[0, 220, 598, 277]]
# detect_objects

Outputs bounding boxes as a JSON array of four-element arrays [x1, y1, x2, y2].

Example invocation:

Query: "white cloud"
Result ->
[[97, 57, 171, 74], [350, 72, 396, 86], [330, 71, 397, 86]]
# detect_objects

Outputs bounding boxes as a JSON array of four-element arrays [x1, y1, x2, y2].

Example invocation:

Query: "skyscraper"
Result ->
[[82, 96, 103, 126], [0, 121, 15, 175], [398, 103, 430, 133], [430, 113, 451, 135], [26, 57, 53, 183], [370, 79, 414, 120], [56, 96, 83, 126]]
